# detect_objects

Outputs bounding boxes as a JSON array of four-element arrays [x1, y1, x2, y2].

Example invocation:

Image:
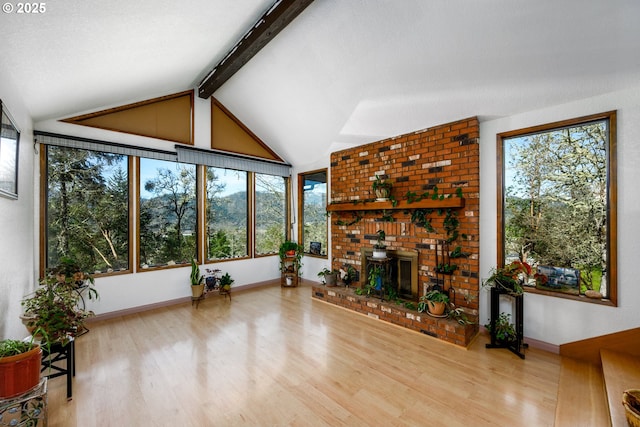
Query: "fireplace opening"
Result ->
[[360, 248, 419, 301]]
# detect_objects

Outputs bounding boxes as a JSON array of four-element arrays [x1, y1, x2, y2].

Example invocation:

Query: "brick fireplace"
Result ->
[[316, 117, 480, 346]]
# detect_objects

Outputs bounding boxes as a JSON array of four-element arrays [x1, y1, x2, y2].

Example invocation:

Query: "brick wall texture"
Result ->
[[329, 117, 480, 313]]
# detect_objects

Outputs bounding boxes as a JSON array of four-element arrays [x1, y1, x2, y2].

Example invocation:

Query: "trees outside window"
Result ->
[[206, 167, 248, 260], [498, 111, 617, 304], [43, 139, 291, 277], [298, 169, 327, 256], [254, 173, 287, 255], [45, 146, 129, 273], [139, 159, 197, 268]]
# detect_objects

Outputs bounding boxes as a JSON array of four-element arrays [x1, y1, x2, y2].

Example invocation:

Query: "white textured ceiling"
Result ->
[[2, 0, 639, 167]]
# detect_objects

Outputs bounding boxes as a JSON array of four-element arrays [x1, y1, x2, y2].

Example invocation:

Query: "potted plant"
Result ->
[[317, 267, 339, 287], [0, 338, 42, 398], [418, 288, 450, 316], [372, 229, 387, 258], [483, 260, 531, 295], [339, 263, 358, 287], [279, 240, 303, 259], [278, 240, 303, 274], [372, 175, 392, 201], [219, 272, 234, 292], [21, 259, 98, 344], [435, 263, 458, 274], [190, 258, 205, 298], [485, 312, 517, 343], [367, 264, 385, 294]]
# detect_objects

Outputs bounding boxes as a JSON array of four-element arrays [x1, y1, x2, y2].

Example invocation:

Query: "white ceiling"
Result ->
[[2, 0, 639, 167]]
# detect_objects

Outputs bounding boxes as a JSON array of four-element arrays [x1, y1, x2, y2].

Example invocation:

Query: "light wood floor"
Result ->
[[46, 281, 562, 426]]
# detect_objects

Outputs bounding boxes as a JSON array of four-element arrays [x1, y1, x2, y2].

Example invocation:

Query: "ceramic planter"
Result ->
[[0, 345, 42, 399], [427, 301, 446, 316]]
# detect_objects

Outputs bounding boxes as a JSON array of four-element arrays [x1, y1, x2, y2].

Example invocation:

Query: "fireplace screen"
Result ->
[[360, 248, 418, 301]]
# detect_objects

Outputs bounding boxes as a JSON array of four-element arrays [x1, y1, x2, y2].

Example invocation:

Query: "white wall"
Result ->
[[480, 85, 640, 345], [0, 68, 35, 340]]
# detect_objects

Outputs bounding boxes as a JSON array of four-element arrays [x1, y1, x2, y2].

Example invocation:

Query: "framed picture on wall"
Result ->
[[0, 99, 20, 199]]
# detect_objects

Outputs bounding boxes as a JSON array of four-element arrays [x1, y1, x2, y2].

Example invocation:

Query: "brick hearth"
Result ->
[[312, 285, 478, 347]]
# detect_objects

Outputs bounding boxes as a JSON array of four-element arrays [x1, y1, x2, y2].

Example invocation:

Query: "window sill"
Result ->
[[524, 286, 616, 307]]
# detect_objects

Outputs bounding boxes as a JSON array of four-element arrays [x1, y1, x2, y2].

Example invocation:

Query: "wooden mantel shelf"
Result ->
[[326, 198, 465, 212]]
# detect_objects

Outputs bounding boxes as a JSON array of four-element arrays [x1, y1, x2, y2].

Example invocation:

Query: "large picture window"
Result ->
[[139, 158, 197, 269], [497, 111, 617, 305], [41, 133, 291, 278], [298, 169, 327, 257], [254, 173, 287, 255], [45, 145, 130, 273], [206, 167, 248, 260]]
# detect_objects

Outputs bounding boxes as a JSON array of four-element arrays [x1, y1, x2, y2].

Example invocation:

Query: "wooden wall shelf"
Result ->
[[326, 198, 465, 212]]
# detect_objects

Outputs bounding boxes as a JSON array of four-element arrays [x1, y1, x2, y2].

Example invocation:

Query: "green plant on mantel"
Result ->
[[372, 175, 393, 200]]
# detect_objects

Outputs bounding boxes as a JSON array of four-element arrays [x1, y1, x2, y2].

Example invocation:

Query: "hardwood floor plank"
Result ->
[[601, 349, 640, 427], [44, 282, 563, 426]]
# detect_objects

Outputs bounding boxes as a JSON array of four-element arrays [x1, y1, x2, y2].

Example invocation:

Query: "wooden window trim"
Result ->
[[496, 111, 617, 306], [298, 169, 328, 259]]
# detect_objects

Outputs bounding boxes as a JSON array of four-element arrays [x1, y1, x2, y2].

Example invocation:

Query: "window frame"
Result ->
[[40, 146, 134, 278], [136, 157, 200, 272], [252, 172, 290, 258], [39, 133, 291, 278], [297, 169, 328, 259], [496, 111, 617, 306], [204, 166, 251, 263]]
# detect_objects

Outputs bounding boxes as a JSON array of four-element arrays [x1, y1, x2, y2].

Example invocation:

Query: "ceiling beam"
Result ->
[[198, 0, 314, 99]]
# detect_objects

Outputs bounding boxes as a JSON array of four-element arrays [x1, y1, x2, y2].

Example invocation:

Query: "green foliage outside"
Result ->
[[302, 190, 327, 254], [47, 148, 288, 273], [206, 168, 248, 259], [504, 121, 609, 295], [254, 174, 286, 254], [46, 146, 129, 273], [140, 161, 197, 266]]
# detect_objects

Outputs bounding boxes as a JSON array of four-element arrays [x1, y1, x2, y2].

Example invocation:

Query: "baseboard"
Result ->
[[88, 280, 278, 322]]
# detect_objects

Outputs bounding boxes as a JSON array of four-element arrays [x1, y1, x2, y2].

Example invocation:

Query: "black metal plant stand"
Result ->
[[485, 286, 528, 359], [41, 338, 75, 400]]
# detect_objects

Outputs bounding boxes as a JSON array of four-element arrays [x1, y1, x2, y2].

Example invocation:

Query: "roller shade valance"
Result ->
[[175, 145, 291, 177], [34, 131, 178, 162]]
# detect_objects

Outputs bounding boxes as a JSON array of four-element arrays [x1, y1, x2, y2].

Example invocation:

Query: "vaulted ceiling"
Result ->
[[2, 0, 639, 167]]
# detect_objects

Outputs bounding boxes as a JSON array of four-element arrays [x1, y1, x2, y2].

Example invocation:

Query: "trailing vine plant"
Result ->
[[334, 212, 362, 226]]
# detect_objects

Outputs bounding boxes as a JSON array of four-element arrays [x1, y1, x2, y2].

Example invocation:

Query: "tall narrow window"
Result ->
[[498, 111, 617, 305], [139, 159, 197, 268], [298, 169, 327, 256], [45, 146, 129, 273], [206, 167, 248, 260], [254, 173, 287, 255]]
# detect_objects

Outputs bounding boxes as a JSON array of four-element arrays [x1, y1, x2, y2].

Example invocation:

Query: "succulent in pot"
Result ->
[[190, 258, 205, 298]]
